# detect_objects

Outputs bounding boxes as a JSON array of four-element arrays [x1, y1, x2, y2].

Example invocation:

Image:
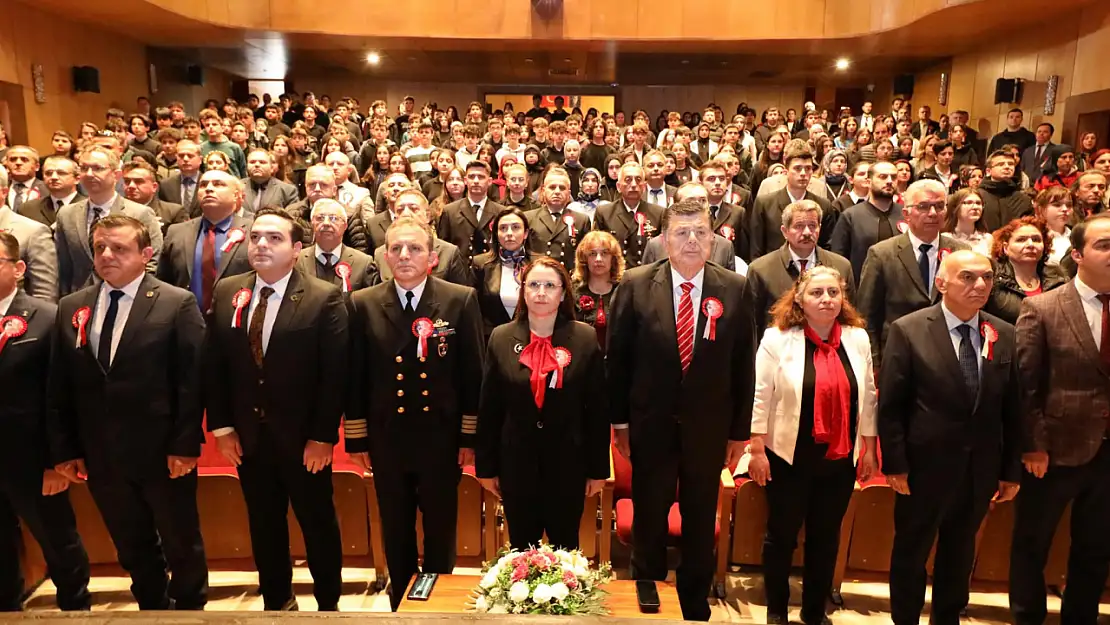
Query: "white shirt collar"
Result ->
[[90, 193, 118, 211], [647, 183, 666, 193], [254, 270, 293, 301], [0, 289, 16, 316], [788, 246, 818, 266], [1074, 275, 1102, 303], [906, 229, 940, 251], [670, 265, 705, 294], [315, 243, 344, 264], [101, 271, 145, 300], [394, 276, 429, 308], [623, 200, 639, 213], [467, 196, 488, 210], [786, 187, 806, 203], [941, 300, 979, 333], [52, 190, 79, 204], [848, 191, 865, 203]]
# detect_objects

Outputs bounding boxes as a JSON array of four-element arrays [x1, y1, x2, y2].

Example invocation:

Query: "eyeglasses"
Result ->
[[0, 258, 17, 265], [525, 281, 563, 292], [312, 214, 344, 224], [909, 202, 946, 214]]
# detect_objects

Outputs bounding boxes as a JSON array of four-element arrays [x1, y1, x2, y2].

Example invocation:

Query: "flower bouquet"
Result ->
[[470, 545, 614, 615]]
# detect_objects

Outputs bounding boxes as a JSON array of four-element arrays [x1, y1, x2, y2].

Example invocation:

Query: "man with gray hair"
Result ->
[[857, 178, 969, 367], [295, 198, 377, 295], [0, 166, 59, 301], [286, 163, 369, 252]]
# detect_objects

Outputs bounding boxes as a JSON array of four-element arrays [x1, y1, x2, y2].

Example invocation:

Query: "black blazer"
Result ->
[[592, 200, 665, 270], [366, 210, 393, 251], [607, 260, 757, 461], [0, 291, 56, 477], [749, 188, 837, 259], [148, 197, 189, 235], [156, 214, 254, 296], [470, 251, 527, 339], [49, 275, 206, 478], [17, 190, 85, 227], [204, 270, 349, 460], [157, 172, 201, 218], [373, 238, 473, 286], [910, 119, 940, 139], [711, 201, 750, 262], [476, 317, 610, 482], [878, 305, 1021, 483], [747, 244, 855, 339], [437, 198, 505, 262], [524, 208, 591, 274]]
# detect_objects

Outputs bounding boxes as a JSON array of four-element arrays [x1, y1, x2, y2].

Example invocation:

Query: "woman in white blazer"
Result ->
[[748, 266, 878, 625]]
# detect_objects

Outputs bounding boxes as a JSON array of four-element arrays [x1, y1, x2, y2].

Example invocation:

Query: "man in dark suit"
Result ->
[[607, 198, 756, 621], [642, 150, 677, 209], [1010, 214, 1110, 625], [18, 156, 84, 227], [295, 199, 377, 294], [49, 215, 207, 610], [373, 190, 472, 286], [156, 170, 253, 312], [910, 105, 940, 140], [830, 161, 905, 288], [157, 140, 203, 218], [0, 233, 90, 611], [879, 250, 1021, 625], [641, 181, 735, 270], [593, 161, 665, 270], [366, 172, 412, 251], [857, 179, 968, 367], [524, 168, 591, 274], [121, 162, 187, 236], [748, 199, 854, 338], [749, 140, 836, 259], [437, 160, 504, 263], [347, 216, 485, 610], [700, 160, 750, 261], [205, 208, 347, 612], [3, 147, 50, 214], [242, 148, 299, 215], [1020, 123, 1056, 185]]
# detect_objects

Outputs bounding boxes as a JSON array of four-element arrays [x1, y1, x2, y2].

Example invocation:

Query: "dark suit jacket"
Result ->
[[156, 214, 254, 297], [910, 119, 940, 139], [592, 200, 665, 270], [878, 305, 1021, 484], [346, 277, 485, 461], [10, 179, 49, 208], [437, 198, 505, 262], [48, 275, 206, 478], [524, 208, 591, 273], [749, 188, 836, 259], [476, 317, 610, 482], [295, 244, 377, 294], [856, 233, 968, 366], [1021, 142, 1056, 183], [148, 197, 188, 235], [240, 177, 299, 213], [0, 291, 57, 477], [366, 210, 393, 251], [18, 191, 85, 227], [711, 201, 750, 262], [157, 172, 201, 218], [747, 244, 855, 338], [204, 270, 348, 460], [640, 235, 736, 271], [607, 260, 757, 463], [374, 238, 472, 286], [470, 251, 530, 338], [1015, 282, 1110, 467]]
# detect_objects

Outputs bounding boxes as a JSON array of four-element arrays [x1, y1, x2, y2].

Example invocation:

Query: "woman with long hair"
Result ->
[[571, 230, 624, 349], [270, 134, 294, 184], [943, 188, 993, 255], [834, 117, 858, 150], [429, 166, 467, 226], [1033, 186, 1074, 265], [471, 207, 534, 338], [911, 134, 938, 175], [958, 165, 983, 191], [364, 144, 395, 196], [750, 131, 787, 199], [985, 216, 1069, 324], [1077, 132, 1097, 170]]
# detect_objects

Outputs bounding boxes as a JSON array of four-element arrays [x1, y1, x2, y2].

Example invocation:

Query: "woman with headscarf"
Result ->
[[569, 168, 603, 224], [821, 149, 850, 203], [599, 153, 623, 203]]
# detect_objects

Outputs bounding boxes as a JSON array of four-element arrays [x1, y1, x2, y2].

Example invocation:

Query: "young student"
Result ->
[[198, 110, 247, 178]]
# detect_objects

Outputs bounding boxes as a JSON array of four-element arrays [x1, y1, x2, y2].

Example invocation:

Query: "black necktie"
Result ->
[[956, 324, 979, 399], [918, 243, 932, 290], [710, 206, 720, 221], [322, 252, 334, 268], [403, 290, 415, 314], [97, 290, 124, 370]]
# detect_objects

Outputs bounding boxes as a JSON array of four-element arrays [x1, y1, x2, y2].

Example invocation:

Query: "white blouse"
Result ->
[[499, 262, 520, 319]]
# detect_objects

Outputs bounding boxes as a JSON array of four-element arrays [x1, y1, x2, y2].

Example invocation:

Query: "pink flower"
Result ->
[[530, 554, 549, 569], [563, 571, 578, 589], [512, 565, 528, 582], [545, 552, 557, 564], [512, 555, 527, 568]]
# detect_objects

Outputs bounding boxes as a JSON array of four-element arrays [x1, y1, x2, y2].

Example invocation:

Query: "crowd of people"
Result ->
[[0, 90, 1108, 625]]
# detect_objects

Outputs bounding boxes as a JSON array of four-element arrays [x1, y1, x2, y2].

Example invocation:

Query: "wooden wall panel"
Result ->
[[1073, 3, 1110, 96]]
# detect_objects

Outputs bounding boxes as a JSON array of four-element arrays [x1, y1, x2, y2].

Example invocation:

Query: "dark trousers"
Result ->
[[86, 470, 207, 610], [0, 474, 90, 611], [372, 454, 461, 611], [888, 457, 994, 625], [1010, 440, 1110, 625], [762, 449, 855, 624], [630, 420, 722, 622], [237, 427, 343, 611], [501, 469, 585, 552]]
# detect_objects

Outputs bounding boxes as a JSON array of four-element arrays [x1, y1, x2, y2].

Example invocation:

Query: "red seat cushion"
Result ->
[[614, 499, 719, 546]]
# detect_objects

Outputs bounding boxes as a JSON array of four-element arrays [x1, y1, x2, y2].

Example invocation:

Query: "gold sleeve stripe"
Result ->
[[461, 415, 478, 434]]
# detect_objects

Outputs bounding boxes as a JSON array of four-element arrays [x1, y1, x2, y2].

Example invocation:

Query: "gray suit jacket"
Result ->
[[746, 244, 855, 339], [147, 197, 188, 235], [54, 196, 163, 296], [373, 238, 472, 286], [366, 210, 393, 252], [0, 207, 58, 302], [296, 244, 377, 294], [157, 172, 201, 218], [641, 233, 736, 271], [240, 177, 299, 214]]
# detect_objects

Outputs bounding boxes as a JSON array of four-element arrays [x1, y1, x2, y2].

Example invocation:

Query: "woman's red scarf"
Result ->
[[804, 322, 852, 460], [519, 333, 559, 409]]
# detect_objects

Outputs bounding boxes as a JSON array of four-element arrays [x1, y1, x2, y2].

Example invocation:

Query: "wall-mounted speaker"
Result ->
[[186, 65, 205, 86], [893, 74, 915, 97], [72, 66, 100, 93], [994, 78, 1021, 104]]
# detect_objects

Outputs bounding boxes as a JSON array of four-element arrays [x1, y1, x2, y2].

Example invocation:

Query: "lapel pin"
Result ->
[[146, 291, 154, 298], [514, 342, 524, 354], [291, 294, 301, 302]]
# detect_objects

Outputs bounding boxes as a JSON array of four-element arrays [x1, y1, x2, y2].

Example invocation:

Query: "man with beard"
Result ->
[[978, 151, 1034, 231], [830, 161, 905, 285], [242, 148, 299, 214]]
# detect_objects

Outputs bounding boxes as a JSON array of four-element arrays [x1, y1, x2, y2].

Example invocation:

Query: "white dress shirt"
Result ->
[[88, 273, 144, 366], [468, 196, 489, 223], [1072, 276, 1104, 348], [1047, 229, 1071, 266], [940, 301, 982, 375], [315, 243, 344, 267], [0, 289, 16, 316], [246, 271, 292, 355], [645, 185, 668, 208], [394, 276, 428, 311], [788, 247, 818, 273], [87, 193, 119, 234], [907, 230, 941, 291], [671, 265, 704, 326], [785, 187, 806, 204], [499, 261, 520, 318], [50, 190, 79, 213]]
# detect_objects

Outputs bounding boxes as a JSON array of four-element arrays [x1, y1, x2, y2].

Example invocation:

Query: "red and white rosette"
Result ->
[[702, 297, 723, 341], [0, 315, 28, 356], [634, 212, 646, 237], [563, 213, 577, 238], [720, 225, 735, 241], [231, 288, 252, 328], [72, 306, 92, 348], [427, 256, 439, 276], [221, 228, 246, 253], [412, 317, 434, 358], [938, 247, 952, 264], [980, 321, 998, 361], [578, 295, 594, 311], [551, 347, 572, 388], [896, 221, 909, 234], [335, 261, 352, 293]]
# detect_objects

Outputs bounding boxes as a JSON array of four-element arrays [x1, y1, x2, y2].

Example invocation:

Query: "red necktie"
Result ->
[[677, 282, 695, 374], [798, 259, 809, 273], [201, 223, 217, 312], [1099, 294, 1110, 369]]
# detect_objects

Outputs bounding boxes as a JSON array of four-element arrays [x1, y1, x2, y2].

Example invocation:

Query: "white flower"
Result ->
[[489, 603, 507, 614], [532, 583, 553, 604], [474, 595, 489, 612], [509, 581, 530, 603], [479, 571, 499, 589], [489, 587, 502, 598], [550, 582, 570, 601]]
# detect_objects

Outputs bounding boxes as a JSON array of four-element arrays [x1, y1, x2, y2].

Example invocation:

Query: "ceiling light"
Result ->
[[366, 52, 381, 65], [524, 58, 534, 63], [835, 58, 850, 71]]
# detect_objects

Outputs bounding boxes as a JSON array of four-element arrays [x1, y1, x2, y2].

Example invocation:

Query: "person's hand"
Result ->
[[54, 459, 87, 484], [613, 428, 631, 460], [42, 469, 71, 496], [458, 448, 475, 468], [585, 479, 606, 498], [748, 449, 771, 486], [994, 481, 1021, 503], [887, 473, 911, 495], [724, 440, 745, 470], [216, 432, 243, 466], [857, 449, 877, 483], [167, 456, 198, 479], [303, 441, 333, 473], [479, 477, 501, 498], [1023, 451, 1049, 478], [349, 452, 371, 473]]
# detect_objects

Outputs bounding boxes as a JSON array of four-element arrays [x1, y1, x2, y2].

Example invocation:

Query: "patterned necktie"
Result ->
[[97, 290, 124, 370], [88, 206, 105, 236], [677, 282, 695, 374], [201, 222, 218, 312], [249, 286, 275, 368], [918, 243, 932, 291], [182, 177, 195, 207], [12, 183, 25, 213], [956, 324, 979, 399], [651, 188, 663, 206]]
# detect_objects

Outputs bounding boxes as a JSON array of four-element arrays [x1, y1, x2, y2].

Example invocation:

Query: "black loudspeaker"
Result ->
[[186, 65, 204, 86], [893, 74, 915, 97], [994, 78, 1020, 104], [72, 66, 100, 93]]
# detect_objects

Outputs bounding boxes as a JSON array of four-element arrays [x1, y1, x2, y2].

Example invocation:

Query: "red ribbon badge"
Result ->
[[427, 256, 439, 276], [896, 221, 909, 234], [938, 247, 952, 264], [221, 228, 246, 253], [720, 225, 735, 241], [413, 317, 434, 358], [980, 321, 998, 361], [702, 297, 723, 341], [552, 347, 572, 388], [72, 307, 91, 348], [563, 214, 577, 238], [578, 295, 595, 311], [0, 315, 28, 356], [335, 261, 352, 293], [634, 212, 646, 237], [231, 288, 252, 328]]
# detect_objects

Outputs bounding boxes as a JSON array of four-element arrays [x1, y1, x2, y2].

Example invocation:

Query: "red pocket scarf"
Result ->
[[519, 333, 558, 409], [804, 322, 852, 460]]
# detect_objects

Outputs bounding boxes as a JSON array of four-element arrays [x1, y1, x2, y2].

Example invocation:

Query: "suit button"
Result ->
[[397, 374, 404, 381], [420, 373, 427, 379], [423, 406, 429, 412], [536, 421, 544, 429], [397, 407, 405, 414], [397, 390, 404, 397], [258, 379, 264, 386], [422, 390, 429, 396], [395, 356, 403, 363], [254, 407, 260, 414], [420, 357, 426, 363]]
